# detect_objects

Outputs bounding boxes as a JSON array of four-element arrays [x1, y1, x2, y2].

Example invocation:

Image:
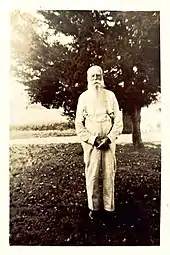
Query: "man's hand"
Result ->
[[97, 137, 111, 150], [94, 137, 102, 147]]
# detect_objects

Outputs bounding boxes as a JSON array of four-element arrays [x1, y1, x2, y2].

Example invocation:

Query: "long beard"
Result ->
[[87, 82, 107, 110], [87, 81, 106, 104]]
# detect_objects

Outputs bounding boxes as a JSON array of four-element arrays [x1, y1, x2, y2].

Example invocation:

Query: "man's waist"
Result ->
[[85, 114, 112, 123]]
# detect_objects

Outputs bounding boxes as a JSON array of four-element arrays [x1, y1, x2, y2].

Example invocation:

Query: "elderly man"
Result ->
[[75, 65, 123, 220]]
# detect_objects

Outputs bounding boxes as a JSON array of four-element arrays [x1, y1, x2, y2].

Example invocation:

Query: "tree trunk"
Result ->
[[131, 105, 143, 148], [122, 110, 132, 134]]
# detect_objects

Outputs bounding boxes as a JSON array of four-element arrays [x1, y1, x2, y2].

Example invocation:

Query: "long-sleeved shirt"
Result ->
[[75, 88, 123, 145]]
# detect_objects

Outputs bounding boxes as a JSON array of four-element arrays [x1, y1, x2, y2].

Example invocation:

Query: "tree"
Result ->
[[111, 12, 160, 146], [11, 11, 160, 147], [122, 111, 132, 134]]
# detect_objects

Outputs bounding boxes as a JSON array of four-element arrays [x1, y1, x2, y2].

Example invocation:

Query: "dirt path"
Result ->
[[10, 133, 161, 145]]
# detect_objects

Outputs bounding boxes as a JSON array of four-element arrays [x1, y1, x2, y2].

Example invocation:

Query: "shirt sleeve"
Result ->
[[75, 94, 97, 145], [107, 93, 123, 143]]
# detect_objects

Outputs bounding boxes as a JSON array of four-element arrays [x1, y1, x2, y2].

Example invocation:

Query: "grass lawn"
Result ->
[[9, 143, 161, 246]]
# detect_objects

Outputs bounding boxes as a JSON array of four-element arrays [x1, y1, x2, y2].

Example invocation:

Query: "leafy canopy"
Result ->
[[11, 11, 160, 116]]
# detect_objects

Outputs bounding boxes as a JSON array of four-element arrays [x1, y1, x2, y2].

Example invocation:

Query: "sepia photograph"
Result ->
[[9, 9, 161, 246]]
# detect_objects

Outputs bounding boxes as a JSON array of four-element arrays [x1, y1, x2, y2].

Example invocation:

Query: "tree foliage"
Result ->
[[11, 10, 160, 116]]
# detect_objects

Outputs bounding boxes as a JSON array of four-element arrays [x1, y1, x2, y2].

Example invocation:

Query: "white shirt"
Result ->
[[75, 88, 123, 145]]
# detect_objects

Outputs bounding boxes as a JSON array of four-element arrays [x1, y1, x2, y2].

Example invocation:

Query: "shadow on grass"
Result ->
[[9, 143, 161, 246]]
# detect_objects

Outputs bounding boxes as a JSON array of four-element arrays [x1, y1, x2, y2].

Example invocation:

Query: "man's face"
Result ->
[[88, 69, 103, 89]]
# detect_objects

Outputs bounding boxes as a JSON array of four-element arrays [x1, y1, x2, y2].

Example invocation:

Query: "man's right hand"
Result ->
[[94, 137, 101, 147]]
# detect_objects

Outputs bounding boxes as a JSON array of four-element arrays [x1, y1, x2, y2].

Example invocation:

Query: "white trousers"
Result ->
[[82, 142, 116, 211]]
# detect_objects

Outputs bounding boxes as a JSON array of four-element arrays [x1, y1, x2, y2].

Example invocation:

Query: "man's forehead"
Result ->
[[87, 66, 103, 76]]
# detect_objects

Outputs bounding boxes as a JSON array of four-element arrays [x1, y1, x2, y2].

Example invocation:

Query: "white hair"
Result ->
[[87, 65, 105, 89], [87, 65, 103, 76]]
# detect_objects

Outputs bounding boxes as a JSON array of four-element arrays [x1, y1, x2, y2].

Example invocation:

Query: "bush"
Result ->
[[10, 121, 75, 132]]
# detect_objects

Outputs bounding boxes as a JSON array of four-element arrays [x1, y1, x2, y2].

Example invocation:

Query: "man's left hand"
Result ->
[[97, 137, 111, 150]]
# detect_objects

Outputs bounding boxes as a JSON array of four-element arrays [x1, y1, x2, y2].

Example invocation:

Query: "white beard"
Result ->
[[87, 80, 106, 108]]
